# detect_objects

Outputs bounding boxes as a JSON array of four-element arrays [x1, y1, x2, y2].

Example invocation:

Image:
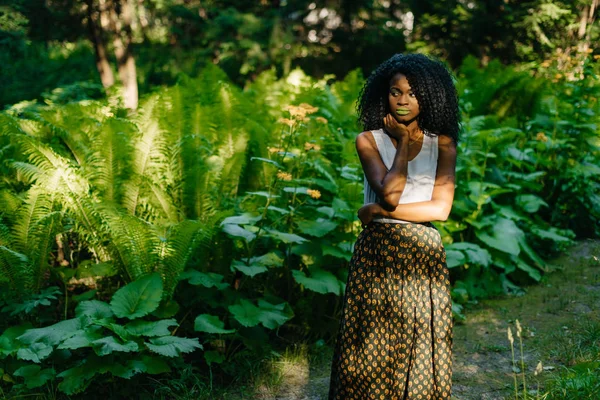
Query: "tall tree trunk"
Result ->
[[576, 0, 597, 54], [108, 0, 138, 110], [86, 0, 115, 88]]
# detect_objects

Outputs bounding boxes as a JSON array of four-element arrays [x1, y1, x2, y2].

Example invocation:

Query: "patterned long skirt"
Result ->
[[328, 222, 453, 400]]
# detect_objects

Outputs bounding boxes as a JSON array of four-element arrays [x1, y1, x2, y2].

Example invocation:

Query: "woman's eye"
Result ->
[[409, 92, 415, 97]]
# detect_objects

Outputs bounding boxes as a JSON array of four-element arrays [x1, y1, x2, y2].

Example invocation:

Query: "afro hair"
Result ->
[[357, 53, 460, 143]]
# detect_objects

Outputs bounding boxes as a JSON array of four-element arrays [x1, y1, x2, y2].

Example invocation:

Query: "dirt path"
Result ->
[[252, 239, 600, 400]]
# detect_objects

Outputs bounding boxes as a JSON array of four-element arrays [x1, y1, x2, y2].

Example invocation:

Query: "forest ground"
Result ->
[[230, 239, 600, 400]]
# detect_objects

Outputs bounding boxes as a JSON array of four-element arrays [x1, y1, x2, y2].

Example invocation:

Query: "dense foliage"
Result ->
[[0, 46, 598, 396], [2, 0, 599, 108]]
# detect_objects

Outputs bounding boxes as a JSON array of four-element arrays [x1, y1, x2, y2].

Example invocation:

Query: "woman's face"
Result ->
[[388, 73, 420, 123]]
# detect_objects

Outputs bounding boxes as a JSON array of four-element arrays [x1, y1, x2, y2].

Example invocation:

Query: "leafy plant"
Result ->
[[1, 273, 201, 395]]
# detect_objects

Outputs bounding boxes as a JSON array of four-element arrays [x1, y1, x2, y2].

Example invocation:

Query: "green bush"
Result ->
[[0, 58, 598, 397]]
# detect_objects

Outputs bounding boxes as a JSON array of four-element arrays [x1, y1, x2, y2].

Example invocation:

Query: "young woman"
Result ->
[[328, 53, 460, 400]]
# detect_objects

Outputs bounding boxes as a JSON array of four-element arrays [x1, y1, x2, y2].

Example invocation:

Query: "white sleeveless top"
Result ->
[[363, 129, 438, 223]]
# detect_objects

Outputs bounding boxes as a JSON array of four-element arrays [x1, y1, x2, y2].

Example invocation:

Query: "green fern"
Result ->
[[159, 220, 213, 298]]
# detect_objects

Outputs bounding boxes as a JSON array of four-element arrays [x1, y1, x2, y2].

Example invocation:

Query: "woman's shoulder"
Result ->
[[356, 129, 382, 148], [435, 134, 457, 162], [435, 134, 456, 150]]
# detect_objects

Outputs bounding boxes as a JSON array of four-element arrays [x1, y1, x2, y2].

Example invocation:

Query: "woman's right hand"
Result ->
[[384, 114, 409, 142]]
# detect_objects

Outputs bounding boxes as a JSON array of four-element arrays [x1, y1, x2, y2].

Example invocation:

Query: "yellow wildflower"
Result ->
[[540, 61, 551, 67], [585, 48, 594, 54], [268, 147, 284, 153], [304, 142, 322, 151], [277, 171, 292, 181], [285, 103, 319, 120], [594, 55, 600, 60], [299, 103, 319, 114], [536, 132, 548, 142], [554, 73, 562, 79], [278, 118, 295, 127], [307, 189, 321, 199], [507, 327, 514, 345], [316, 116, 328, 124], [285, 105, 308, 119], [515, 319, 522, 338]]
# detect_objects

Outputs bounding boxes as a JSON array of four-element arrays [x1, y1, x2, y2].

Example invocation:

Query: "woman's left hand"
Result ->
[[358, 203, 378, 226]]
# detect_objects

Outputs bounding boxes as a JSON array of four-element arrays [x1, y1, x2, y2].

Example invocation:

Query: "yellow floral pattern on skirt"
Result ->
[[328, 222, 453, 400]]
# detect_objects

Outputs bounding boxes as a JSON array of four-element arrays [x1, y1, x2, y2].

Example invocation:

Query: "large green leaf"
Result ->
[[75, 300, 113, 320], [255, 299, 294, 329], [230, 259, 268, 277], [446, 242, 492, 267], [475, 217, 522, 256], [228, 300, 261, 328], [194, 314, 236, 334], [17, 318, 81, 347], [145, 336, 202, 357], [124, 319, 178, 337], [110, 273, 163, 319], [0, 323, 31, 357], [445, 249, 466, 268], [221, 213, 262, 226], [178, 270, 228, 289], [296, 219, 338, 237], [265, 229, 307, 244], [517, 236, 546, 269], [316, 206, 335, 218], [228, 299, 294, 329], [16, 342, 53, 363], [250, 251, 284, 267], [92, 336, 139, 356], [57, 328, 104, 350], [322, 243, 351, 261], [516, 194, 548, 213], [530, 226, 574, 243], [292, 268, 342, 295], [513, 257, 542, 281], [14, 365, 55, 389], [57, 364, 94, 395], [222, 224, 256, 242]]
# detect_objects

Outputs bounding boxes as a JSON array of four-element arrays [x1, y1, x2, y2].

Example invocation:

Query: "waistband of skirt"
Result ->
[[361, 220, 436, 231]]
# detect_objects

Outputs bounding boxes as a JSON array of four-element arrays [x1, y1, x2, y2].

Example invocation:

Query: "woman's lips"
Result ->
[[396, 108, 410, 115]]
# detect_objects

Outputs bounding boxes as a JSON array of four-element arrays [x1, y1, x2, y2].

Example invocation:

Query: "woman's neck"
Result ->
[[401, 119, 422, 140]]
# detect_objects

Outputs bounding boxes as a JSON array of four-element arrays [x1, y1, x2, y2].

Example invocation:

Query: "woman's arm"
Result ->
[[356, 117, 411, 209], [358, 135, 457, 223]]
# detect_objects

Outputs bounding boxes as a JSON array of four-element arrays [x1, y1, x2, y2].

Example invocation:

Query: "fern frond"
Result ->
[[24, 211, 62, 292], [216, 129, 249, 199], [87, 117, 136, 202], [146, 178, 181, 223], [0, 113, 27, 137], [0, 245, 29, 291], [103, 210, 160, 282], [12, 186, 56, 254], [160, 220, 213, 299], [0, 190, 24, 225], [123, 100, 171, 217], [0, 220, 12, 246]]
